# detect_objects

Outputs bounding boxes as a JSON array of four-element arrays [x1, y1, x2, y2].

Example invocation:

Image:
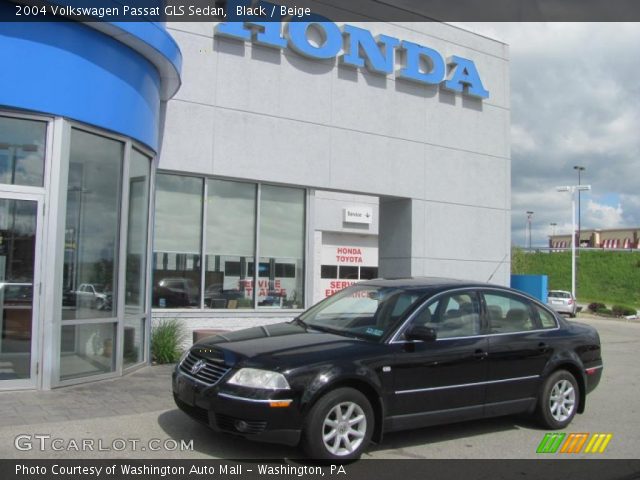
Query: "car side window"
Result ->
[[405, 292, 480, 339], [535, 305, 558, 329], [484, 292, 536, 333]]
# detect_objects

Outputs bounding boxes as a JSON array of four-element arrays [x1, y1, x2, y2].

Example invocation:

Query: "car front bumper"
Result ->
[[172, 369, 302, 446]]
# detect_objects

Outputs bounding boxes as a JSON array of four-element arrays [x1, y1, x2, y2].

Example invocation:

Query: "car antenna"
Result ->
[[486, 253, 509, 283]]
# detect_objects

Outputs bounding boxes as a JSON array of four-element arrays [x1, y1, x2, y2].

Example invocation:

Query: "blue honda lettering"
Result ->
[[214, 15, 489, 100], [397, 40, 445, 85], [340, 25, 399, 74], [286, 22, 342, 59], [443, 56, 490, 99], [215, 0, 286, 49]]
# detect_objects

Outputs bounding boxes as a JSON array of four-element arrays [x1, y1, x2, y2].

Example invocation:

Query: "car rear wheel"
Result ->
[[302, 387, 373, 460], [536, 370, 579, 429]]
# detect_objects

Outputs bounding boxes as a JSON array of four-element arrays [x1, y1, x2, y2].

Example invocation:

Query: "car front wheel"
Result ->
[[302, 387, 373, 460], [537, 370, 579, 429]]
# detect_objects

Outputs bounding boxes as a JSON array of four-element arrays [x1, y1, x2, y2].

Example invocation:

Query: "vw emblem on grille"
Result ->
[[190, 359, 206, 375]]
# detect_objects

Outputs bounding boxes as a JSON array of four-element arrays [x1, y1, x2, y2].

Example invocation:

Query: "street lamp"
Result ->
[[557, 184, 592, 299], [573, 166, 586, 247], [526, 211, 534, 249]]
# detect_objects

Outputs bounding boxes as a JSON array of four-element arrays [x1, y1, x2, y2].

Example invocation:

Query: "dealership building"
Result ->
[[0, 9, 510, 389]]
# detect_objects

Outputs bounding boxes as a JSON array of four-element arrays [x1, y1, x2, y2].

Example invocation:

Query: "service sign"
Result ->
[[343, 206, 373, 225]]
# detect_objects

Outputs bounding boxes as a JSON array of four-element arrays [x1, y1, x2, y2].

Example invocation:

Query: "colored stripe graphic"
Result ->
[[584, 433, 613, 453], [560, 433, 589, 453], [537, 433, 613, 454], [537, 433, 566, 453]]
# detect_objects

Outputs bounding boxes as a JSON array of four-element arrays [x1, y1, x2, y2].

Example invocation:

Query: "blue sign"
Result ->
[[216, 1, 489, 99]]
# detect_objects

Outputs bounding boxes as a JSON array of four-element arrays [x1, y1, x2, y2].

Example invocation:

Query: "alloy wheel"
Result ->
[[549, 379, 576, 422], [322, 401, 367, 456]]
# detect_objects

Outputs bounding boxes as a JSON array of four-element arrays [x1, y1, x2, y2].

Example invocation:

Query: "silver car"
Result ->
[[547, 290, 577, 317]]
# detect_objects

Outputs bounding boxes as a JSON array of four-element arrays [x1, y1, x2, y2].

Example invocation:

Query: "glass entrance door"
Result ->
[[0, 195, 41, 388]]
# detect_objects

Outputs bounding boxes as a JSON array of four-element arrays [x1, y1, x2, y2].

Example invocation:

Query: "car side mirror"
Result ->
[[405, 325, 437, 342]]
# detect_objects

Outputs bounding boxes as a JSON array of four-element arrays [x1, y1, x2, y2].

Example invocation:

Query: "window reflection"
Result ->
[[62, 129, 123, 320], [0, 116, 46, 187], [152, 174, 202, 308], [258, 185, 305, 309], [125, 150, 151, 314], [60, 323, 116, 380], [123, 317, 144, 368], [0, 199, 37, 380], [205, 179, 256, 309]]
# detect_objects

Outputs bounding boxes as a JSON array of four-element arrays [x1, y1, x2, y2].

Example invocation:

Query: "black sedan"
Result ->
[[172, 278, 603, 460]]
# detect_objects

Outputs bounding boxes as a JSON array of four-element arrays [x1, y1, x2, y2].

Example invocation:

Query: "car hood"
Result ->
[[191, 322, 375, 370]]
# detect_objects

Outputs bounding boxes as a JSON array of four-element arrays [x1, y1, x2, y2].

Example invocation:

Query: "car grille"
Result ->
[[215, 414, 267, 434], [179, 351, 230, 386]]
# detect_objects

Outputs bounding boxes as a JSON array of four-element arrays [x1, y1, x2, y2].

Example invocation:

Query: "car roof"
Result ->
[[358, 276, 499, 290]]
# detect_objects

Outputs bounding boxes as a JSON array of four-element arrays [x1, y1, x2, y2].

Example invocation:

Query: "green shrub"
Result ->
[[588, 302, 606, 313], [595, 307, 613, 316], [612, 305, 638, 317], [151, 319, 186, 364]]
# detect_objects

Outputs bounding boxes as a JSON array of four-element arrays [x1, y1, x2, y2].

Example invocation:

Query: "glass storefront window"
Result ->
[[62, 129, 123, 320], [60, 322, 116, 381], [123, 317, 145, 368], [125, 149, 151, 314], [151, 175, 307, 311], [0, 116, 46, 187], [0, 199, 37, 380], [258, 185, 305, 309], [205, 179, 256, 309], [153, 174, 202, 308]]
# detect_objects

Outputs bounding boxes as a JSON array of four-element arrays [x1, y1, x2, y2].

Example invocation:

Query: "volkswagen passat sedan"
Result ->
[[172, 278, 602, 460]]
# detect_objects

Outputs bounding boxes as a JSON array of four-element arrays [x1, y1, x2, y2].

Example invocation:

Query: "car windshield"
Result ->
[[549, 291, 570, 299], [298, 284, 427, 341]]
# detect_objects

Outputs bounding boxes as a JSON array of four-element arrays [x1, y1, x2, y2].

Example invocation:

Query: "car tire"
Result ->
[[302, 387, 373, 461], [536, 370, 579, 429]]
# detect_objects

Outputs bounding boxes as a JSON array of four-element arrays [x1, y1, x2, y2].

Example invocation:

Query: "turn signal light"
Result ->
[[269, 400, 292, 408]]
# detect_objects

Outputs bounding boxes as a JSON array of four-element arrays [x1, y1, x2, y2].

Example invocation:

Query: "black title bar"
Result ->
[[5, 0, 640, 22]]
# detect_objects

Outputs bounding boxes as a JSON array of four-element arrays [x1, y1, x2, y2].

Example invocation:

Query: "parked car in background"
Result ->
[[154, 277, 199, 307], [547, 290, 577, 317], [173, 278, 602, 460], [74, 283, 112, 310], [203, 283, 245, 309]]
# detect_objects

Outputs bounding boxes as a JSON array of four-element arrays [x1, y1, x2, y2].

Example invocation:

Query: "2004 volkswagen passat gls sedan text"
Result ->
[[172, 278, 603, 460]]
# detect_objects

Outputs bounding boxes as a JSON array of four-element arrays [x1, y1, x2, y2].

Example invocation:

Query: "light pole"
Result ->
[[549, 222, 557, 248], [526, 211, 534, 249], [557, 185, 591, 299], [573, 166, 585, 247]]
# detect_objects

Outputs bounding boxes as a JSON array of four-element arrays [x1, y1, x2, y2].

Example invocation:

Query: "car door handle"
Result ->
[[538, 342, 548, 352], [473, 349, 488, 360]]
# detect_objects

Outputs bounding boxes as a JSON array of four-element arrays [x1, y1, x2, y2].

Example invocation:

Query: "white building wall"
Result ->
[[157, 20, 511, 337]]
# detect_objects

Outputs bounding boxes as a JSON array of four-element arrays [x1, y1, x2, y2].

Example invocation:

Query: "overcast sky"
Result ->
[[458, 23, 640, 247]]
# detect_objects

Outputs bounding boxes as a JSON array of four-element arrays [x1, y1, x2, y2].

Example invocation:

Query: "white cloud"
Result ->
[[476, 23, 640, 246], [584, 200, 624, 229]]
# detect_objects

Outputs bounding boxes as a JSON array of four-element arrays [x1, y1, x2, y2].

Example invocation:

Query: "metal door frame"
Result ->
[[0, 191, 44, 390]]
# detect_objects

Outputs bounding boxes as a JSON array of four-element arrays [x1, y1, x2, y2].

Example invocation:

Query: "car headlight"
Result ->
[[227, 368, 290, 390]]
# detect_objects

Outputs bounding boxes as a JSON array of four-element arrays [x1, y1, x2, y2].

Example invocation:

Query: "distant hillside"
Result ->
[[512, 249, 640, 308]]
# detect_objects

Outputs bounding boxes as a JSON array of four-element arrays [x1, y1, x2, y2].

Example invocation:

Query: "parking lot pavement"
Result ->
[[0, 315, 638, 459]]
